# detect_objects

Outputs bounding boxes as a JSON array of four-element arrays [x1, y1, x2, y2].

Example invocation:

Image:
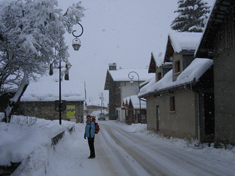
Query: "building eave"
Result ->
[[195, 0, 232, 58], [139, 80, 196, 98]]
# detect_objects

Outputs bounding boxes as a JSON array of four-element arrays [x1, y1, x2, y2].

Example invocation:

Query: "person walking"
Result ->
[[84, 115, 96, 159]]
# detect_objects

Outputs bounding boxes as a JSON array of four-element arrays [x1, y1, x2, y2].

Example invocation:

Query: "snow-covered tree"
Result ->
[[171, 0, 210, 32], [0, 0, 84, 122]]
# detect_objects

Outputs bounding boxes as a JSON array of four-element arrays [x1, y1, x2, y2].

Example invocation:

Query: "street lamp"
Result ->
[[128, 71, 142, 123], [57, 22, 84, 125], [72, 22, 84, 51]]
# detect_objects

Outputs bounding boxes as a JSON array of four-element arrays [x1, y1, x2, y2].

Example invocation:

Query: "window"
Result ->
[[170, 96, 175, 111], [175, 60, 180, 73], [157, 72, 161, 81]]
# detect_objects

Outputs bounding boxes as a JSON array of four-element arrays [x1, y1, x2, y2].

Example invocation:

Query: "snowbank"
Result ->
[[0, 116, 234, 176], [112, 121, 235, 161], [0, 115, 75, 166]]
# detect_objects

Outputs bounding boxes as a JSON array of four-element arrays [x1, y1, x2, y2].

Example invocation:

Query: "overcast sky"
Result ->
[[57, 0, 215, 106]]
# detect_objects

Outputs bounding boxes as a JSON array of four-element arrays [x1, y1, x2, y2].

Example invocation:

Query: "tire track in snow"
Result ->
[[96, 123, 150, 176], [108, 123, 234, 176], [103, 124, 172, 176]]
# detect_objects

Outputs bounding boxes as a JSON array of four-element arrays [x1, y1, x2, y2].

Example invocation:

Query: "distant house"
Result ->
[[195, 0, 235, 145], [19, 68, 85, 123], [104, 63, 154, 120], [85, 104, 108, 117], [121, 95, 146, 124], [139, 32, 214, 142]]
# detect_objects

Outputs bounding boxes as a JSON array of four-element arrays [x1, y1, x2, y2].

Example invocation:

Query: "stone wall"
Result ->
[[19, 101, 84, 122]]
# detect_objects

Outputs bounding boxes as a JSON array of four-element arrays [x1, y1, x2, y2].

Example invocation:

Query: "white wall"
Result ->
[[120, 109, 125, 122], [120, 81, 140, 104], [118, 81, 142, 122]]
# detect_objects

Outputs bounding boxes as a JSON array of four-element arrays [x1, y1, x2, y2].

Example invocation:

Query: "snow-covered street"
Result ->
[[1, 118, 235, 176], [96, 121, 235, 176]]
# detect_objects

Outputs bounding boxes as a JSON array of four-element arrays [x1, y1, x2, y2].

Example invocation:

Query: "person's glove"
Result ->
[[84, 135, 86, 139]]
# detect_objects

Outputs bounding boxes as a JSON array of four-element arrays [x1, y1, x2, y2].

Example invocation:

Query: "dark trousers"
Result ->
[[88, 138, 95, 157]]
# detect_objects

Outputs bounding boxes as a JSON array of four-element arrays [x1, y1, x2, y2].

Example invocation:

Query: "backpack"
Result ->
[[94, 122, 100, 134]]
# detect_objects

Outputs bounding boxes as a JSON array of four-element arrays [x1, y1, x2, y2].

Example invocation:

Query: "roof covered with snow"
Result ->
[[21, 68, 85, 102], [122, 95, 146, 109], [149, 52, 172, 73], [168, 32, 203, 53], [139, 58, 213, 97], [104, 68, 154, 90], [152, 52, 164, 67], [109, 68, 154, 82]]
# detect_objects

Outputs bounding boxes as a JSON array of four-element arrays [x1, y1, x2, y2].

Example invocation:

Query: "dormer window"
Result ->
[[173, 58, 181, 81], [157, 72, 162, 81], [175, 60, 180, 73]]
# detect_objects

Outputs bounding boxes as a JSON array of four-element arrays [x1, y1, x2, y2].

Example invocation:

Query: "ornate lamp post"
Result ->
[[128, 71, 142, 123], [72, 22, 84, 51], [57, 22, 84, 125]]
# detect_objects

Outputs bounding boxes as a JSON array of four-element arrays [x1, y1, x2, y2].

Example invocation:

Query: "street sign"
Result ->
[[55, 100, 66, 112]]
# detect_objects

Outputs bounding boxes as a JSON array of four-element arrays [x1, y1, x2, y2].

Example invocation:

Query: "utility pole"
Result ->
[[99, 92, 104, 114]]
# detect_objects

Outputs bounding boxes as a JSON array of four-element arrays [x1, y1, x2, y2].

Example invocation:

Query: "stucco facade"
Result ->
[[121, 82, 139, 101], [147, 89, 198, 140], [142, 32, 214, 142]]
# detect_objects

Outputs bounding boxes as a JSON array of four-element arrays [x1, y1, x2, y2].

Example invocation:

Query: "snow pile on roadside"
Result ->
[[114, 121, 194, 147], [0, 115, 75, 167], [113, 120, 235, 160], [12, 123, 87, 176], [45, 123, 90, 176], [1, 116, 235, 175], [0, 121, 51, 166], [115, 121, 147, 133]]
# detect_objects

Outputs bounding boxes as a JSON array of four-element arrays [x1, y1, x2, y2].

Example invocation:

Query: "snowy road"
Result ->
[[95, 121, 235, 176], [3, 118, 234, 176]]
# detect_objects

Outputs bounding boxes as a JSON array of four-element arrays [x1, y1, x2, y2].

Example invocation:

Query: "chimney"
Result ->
[[109, 63, 117, 70]]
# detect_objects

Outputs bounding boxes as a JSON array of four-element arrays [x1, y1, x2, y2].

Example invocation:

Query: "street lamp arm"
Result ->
[[128, 71, 142, 123], [128, 71, 140, 87], [72, 22, 84, 38]]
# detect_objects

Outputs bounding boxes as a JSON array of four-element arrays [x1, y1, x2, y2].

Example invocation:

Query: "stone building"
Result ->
[[121, 95, 146, 124], [19, 69, 85, 123], [104, 63, 153, 120]]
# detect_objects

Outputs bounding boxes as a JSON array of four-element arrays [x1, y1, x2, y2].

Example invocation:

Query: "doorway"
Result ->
[[204, 93, 215, 140], [156, 105, 159, 132]]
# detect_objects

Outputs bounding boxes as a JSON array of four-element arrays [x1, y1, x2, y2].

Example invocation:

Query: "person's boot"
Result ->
[[88, 152, 95, 158], [88, 155, 95, 159]]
